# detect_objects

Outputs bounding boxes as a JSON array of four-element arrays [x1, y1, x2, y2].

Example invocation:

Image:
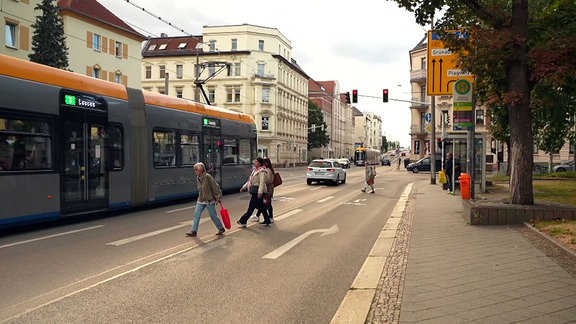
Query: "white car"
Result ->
[[337, 158, 351, 168], [553, 161, 574, 172], [306, 159, 347, 185]]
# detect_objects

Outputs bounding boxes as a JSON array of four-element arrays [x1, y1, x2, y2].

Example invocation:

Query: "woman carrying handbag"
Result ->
[[237, 157, 271, 226]]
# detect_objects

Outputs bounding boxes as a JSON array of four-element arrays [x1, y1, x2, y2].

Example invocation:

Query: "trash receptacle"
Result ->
[[403, 158, 410, 168], [459, 173, 471, 200]]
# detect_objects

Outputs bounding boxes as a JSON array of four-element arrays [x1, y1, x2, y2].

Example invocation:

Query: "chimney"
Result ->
[[160, 33, 168, 37]]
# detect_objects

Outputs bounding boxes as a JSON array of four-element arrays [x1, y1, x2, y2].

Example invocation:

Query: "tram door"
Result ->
[[202, 117, 222, 184], [60, 113, 109, 214]]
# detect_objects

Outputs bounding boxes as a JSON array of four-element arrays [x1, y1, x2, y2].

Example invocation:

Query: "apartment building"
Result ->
[[354, 110, 382, 151], [1, 0, 145, 87], [141, 24, 309, 167]]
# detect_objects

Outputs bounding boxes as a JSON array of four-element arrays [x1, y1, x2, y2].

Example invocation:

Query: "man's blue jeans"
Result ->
[[192, 202, 223, 232]]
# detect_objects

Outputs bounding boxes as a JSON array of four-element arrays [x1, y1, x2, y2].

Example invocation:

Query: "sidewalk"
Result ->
[[369, 180, 576, 323]]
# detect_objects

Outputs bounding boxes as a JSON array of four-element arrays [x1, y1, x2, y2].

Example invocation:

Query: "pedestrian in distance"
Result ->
[[443, 153, 455, 194], [250, 157, 275, 223], [237, 157, 272, 226], [361, 161, 376, 194], [185, 162, 226, 237]]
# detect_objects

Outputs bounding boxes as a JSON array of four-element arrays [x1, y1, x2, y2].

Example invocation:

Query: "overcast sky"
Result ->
[[97, 0, 428, 147]]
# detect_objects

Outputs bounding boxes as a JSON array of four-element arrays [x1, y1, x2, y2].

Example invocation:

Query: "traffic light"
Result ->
[[445, 114, 450, 125], [437, 137, 442, 148], [344, 92, 350, 104], [352, 89, 358, 103], [383, 89, 389, 102]]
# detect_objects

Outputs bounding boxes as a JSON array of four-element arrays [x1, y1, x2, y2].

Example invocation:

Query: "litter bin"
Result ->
[[459, 173, 471, 200], [403, 158, 410, 169]]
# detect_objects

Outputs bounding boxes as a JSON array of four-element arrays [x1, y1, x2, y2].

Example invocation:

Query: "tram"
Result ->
[[354, 147, 380, 166], [0, 55, 257, 229]]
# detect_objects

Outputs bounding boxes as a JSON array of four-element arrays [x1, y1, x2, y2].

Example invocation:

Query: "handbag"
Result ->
[[219, 201, 231, 229], [273, 172, 283, 187], [367, 178, 374, 185], [249, 185, 259, 195]]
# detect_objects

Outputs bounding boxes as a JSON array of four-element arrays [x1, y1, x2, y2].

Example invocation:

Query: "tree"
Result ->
[[307, 101, 330, 151], [391, 0, 576, 204], [29, 0, 69, 69]]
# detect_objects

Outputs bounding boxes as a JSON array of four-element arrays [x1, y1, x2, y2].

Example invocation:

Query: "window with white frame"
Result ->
[[114, 72, 122, 84], [145, 66, 151, 79], [233, 62, 241, 76], [208, 87, 215, 103], [226, 87, 241, 103], [159, 65, 166, 79], [176, 87, 183, 98], [257, 63, 265, 77], [93, 33, 101, 51], [261, 116, 269, 131], [231, 38, 237, 51], [176, 64, 183, 79], [262, 86, 270, 103], [5, 22, 17, 47], [258, 40, 264, 51]]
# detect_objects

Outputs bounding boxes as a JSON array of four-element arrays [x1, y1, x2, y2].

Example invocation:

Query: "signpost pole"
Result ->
[[430, 96, 436, 184]]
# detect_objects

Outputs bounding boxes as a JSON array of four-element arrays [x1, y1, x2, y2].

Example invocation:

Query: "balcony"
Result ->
[[410, 69, 427, 83], [409, 124, 428, 136]]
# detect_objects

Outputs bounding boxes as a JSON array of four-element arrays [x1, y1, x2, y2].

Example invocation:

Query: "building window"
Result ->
[[114, 72, 122, 84], [413, 140, 420, 155], [178, 42, 187, 49], [93, 33, 101, 51], [176, 87, 183, 98], [93, 67, 101, 79], [226, 87, 241, 103], [262, 86, 270, 103], [115, 41, 122, 57], [158, 88, 165, 95], [209, 40, 217, 52], [148, 44, 156, 51], [476, 109, 485, 125], [208, 63, 215, 77], [176, 64, 183, 79], [421, 57, 427, 70], [145, 66, 151, 79], [5, 22, 17, 47], [233, 62, 241, 76], [258, 40, 264, 51], [231, 38, 237, 51], [208, 87, 216, 103], [159, 65, 166, 79], [257, 63, 265, 77], [261, 116, 269, 131], [158, 44, 167, 50]]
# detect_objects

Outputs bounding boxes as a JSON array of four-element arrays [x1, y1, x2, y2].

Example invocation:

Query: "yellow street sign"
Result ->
[[427, 30, 474, 96]]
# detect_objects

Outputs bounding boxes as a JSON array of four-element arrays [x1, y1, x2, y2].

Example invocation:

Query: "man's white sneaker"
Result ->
[[249, 215, 259, 222]]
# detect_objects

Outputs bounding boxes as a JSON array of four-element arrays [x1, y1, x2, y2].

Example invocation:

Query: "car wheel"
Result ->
[[341, 174, 346, 184], [333, 175, 340, 186], [412, 167, 420, 173], [307, 179, 313, 185], [556, 168, 566, 172]]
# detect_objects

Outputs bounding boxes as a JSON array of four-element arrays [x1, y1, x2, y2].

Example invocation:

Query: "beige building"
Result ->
[[141, 24, 309, 167], [354, 110, 382, 151], [1, 0, 144, 87]]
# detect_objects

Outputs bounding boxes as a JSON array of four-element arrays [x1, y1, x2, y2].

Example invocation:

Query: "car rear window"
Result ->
[[309, 161, 332, 168]]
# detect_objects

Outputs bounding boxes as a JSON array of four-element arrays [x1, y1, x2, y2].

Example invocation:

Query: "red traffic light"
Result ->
[[383, 89, 389, 102], [352, 89, 358, 103]]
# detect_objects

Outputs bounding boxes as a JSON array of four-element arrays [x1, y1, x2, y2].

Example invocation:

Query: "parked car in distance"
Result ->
[[553, 160, 574, 172], [306, 159, 347, 185], [381, 157, 391, 166], [337, 158, 351, 169], [406, 157, 441, 173]]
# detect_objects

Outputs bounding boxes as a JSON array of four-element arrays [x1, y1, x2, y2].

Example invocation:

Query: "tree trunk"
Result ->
[[508, 0, 533, 205]]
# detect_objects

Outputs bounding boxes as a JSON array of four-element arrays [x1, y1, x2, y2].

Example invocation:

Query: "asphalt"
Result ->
[[332, 179, 576, 324]]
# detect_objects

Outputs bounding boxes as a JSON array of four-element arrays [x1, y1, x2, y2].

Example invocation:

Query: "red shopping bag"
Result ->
[[219, 201, 231, 229]]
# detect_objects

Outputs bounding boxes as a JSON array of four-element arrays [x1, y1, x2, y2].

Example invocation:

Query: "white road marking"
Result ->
[[106, 221, 193, 246], [274, 209, 303, 221], [165, 205, 195, 213], [317, 196, 334, 203], [262, 224, 339, 259], [0, 225, 104, 249]]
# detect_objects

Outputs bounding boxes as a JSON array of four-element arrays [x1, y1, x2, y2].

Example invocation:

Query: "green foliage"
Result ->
[[29, 0, 69, 69], [307, 101, 330, 150]]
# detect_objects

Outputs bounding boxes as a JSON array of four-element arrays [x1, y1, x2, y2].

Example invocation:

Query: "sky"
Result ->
[[97, 0, 428, 148]]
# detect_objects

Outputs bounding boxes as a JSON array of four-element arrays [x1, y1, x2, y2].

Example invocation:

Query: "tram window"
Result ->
[[0, 117, 52, 172], [153, 129, 176, 167], [238, 139, 252, 165], [110, 124, 123, 170], [223, 138, 238, 164], [180, 134, 199, 166]]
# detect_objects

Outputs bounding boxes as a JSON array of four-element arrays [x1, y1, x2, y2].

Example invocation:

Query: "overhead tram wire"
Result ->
[[123, 0, 197, 39]]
